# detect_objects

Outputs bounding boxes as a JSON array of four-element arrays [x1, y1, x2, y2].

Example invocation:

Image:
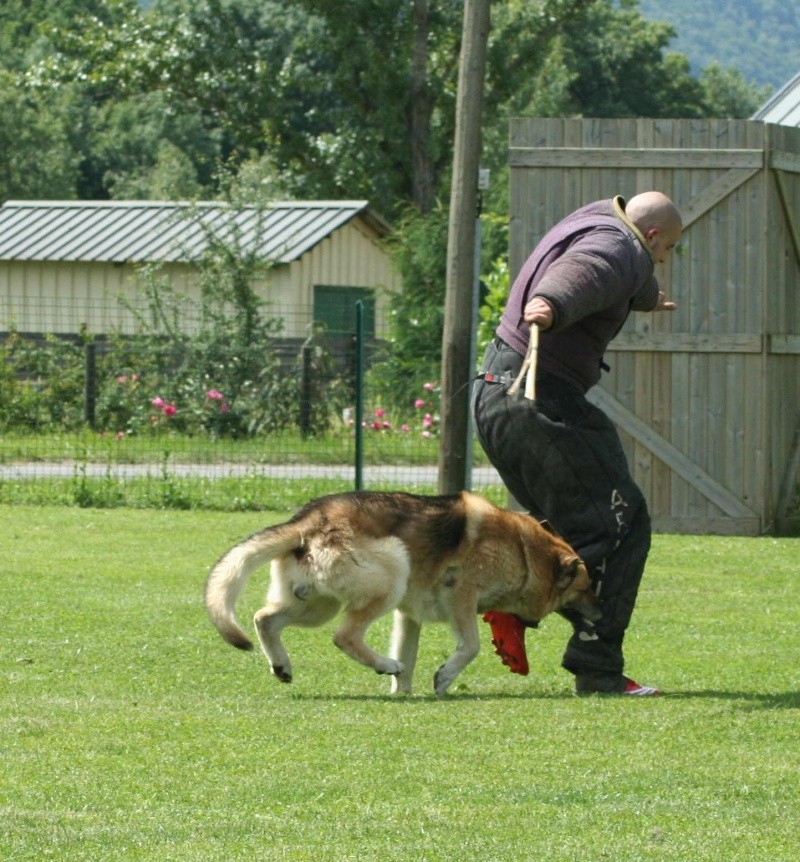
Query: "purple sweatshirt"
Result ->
[[496, 196, 659, 393]]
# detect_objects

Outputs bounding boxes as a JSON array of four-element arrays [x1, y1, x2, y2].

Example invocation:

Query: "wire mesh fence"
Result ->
[[1, 297, 502, 509]]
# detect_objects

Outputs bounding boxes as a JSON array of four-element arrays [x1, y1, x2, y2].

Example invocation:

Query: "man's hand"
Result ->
[[652, 290, 677, 312], [523, 296, 554, 330]]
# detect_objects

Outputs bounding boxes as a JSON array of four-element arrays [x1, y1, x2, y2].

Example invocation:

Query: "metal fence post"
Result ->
[[85, 341, 97, 428], [299, 344, 312, 437], [354, 301, 364, 490]]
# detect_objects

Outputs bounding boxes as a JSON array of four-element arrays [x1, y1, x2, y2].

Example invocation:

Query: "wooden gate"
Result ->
[[508, 119, 800, 535]]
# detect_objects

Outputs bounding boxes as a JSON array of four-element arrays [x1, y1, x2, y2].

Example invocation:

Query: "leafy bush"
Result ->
[[0, 332, 86, 431]]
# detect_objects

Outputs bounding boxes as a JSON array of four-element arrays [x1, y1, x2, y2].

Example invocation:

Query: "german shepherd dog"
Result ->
[[204, 490, 600, 696]]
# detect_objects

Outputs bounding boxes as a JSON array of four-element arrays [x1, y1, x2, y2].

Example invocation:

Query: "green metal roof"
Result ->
[[0, 200, 391, 264]]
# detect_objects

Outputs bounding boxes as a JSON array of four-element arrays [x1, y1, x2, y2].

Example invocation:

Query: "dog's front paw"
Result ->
[[271, 664, 293, 683], [391, 675, 412, 695], [433, 665, 453, 698]]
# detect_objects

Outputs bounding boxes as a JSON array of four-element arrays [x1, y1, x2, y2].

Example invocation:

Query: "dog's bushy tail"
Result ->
[[204, 523, 301, 650]]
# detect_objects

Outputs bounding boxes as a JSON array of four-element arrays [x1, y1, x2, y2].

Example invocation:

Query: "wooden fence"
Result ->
[[508, 118, 800, 535]]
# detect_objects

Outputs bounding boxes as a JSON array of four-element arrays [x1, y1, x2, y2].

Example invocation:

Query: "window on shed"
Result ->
[[313, 285, 375, 338]]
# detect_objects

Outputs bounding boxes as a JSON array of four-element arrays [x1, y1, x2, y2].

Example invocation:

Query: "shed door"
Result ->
[[313, 285, 375, 338]]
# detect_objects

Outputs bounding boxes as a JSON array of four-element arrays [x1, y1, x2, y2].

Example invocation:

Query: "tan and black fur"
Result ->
[[204, 490, 600, 696]]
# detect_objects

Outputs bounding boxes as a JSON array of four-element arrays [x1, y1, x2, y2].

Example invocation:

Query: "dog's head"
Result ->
[[555, 554, 601, 622]]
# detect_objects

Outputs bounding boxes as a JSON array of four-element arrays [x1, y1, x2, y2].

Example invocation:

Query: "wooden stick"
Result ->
[[524, 323, 538, 400], [506, 325, 538, 400]]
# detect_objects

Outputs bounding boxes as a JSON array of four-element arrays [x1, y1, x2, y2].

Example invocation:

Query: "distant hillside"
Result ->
[[638, 0, 799, 91]]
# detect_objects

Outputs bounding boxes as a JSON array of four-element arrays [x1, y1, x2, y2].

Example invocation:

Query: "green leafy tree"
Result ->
[[0, 69, 79, 200], [87, 92, 218, 200], [0, 0, 129, 71], [369, 203, 449, 406], [698, 62, 770, 119]]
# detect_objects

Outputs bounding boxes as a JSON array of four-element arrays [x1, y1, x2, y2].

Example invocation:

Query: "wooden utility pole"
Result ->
[[437, 0, 490, 494]]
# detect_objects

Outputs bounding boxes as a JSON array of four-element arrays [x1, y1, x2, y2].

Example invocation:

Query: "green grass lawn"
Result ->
[[1, 505, 798, 861]]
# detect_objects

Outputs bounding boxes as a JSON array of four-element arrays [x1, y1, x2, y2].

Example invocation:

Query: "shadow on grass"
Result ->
[[286, 689, 800, 708], [284, 689, 623, 704]]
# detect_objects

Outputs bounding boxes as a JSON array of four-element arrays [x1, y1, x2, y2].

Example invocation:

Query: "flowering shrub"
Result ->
[[0, 322, 346, 439], [356, 382, 440, 439]]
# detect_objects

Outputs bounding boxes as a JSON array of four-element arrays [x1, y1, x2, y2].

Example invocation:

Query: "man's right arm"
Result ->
[[522, 296, 554, 330]]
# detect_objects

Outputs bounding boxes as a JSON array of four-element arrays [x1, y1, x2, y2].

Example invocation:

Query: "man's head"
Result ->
[[626, 191, 682, 263]]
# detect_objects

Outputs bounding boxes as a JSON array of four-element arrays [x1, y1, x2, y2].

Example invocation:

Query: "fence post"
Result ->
[[85, 341, 97, 428], [354, 301, 364, 490], [299, 344, 312, 437]]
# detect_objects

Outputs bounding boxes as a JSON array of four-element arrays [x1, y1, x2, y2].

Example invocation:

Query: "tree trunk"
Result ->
[[437, 0, 490, 494]]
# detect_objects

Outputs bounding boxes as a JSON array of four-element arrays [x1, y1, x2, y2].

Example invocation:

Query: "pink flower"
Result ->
[[400, 424, 410, 432], [422, 430, 431, 439], [151, 396, 165, 409], [374, 408, 386, 418], [371, 420, 383, 431], [414, 399, 426, 409], [115, 431, 126, 440], [219, 402, 230, 414], [162, 403, 176, 417], [116, 375, 128, 384], [382, 421, 392, 430], [422, 414, 434, 428], [206, 389, 224, 401], [423, 382, 435, 392], [131, 374, 140, 382]]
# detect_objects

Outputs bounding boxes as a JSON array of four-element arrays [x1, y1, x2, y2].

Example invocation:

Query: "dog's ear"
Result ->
[[555, 555, 582, 590]]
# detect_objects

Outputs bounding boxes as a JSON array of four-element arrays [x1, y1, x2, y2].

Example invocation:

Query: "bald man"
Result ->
[[473, 192, 682, 696]]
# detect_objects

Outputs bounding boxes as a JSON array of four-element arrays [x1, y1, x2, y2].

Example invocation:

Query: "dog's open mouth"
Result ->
[[566, 596, 602, 623]]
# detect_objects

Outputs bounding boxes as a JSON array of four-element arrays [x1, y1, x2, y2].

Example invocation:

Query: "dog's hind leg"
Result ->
[[433, 597, 481, 697], [333, 594, 405, 676], [389, 611, 421, 694], [327, 535, 409, 677], [254, 595, 340, 682]]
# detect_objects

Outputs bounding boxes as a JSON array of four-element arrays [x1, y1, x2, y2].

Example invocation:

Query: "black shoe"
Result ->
[[575, 672, 662, 696]]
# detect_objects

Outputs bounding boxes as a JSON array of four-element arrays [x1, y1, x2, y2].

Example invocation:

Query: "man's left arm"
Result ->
[[651, 290, 677, 312]]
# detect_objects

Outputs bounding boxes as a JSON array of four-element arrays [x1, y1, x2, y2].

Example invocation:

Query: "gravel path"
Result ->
[[0, 461, 504, 486]]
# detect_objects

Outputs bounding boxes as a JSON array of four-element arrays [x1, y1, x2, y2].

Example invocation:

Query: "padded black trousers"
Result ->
[[472, 339, 652, 676]]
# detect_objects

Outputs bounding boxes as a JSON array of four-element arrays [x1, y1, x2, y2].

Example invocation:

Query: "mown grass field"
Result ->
[[2, 505, 798, 861]]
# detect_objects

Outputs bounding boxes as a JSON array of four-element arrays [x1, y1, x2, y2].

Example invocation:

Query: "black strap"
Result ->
[[475, 371, 515, 386]]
